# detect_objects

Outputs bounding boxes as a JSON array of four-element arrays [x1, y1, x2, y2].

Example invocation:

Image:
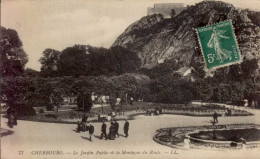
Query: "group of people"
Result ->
[[212, 108, 233, 124], [76, 114, 129, 141], [224, 108, 232, 116], [100, 119, 129, 140], [146, 107, 162, 116], [76, 114, 95, 141]]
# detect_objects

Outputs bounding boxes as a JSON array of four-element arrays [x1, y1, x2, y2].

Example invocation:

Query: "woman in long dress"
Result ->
[[207, 27, 232, 63], [108, 122, 115, 140], [183, 137, 191, 149]]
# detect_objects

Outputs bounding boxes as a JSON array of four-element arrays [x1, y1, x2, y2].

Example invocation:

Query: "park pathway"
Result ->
[[1, 106, 259, 159]]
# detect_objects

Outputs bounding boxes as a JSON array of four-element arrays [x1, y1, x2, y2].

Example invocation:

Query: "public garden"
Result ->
[[1, 103, 260, 159]]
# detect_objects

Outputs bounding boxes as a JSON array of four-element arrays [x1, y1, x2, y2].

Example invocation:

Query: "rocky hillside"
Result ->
[[112, 1, 260, 68]]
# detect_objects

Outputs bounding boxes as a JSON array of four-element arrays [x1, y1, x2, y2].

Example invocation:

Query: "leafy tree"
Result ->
[[0, 27, 35, 116], [50, 86, 64, 112], [0, 27, 28, 77], [73, 77, 94, 111], [57, 45, 91, 77], [39, 49, 60, 77], [241, 58, 259, 82], [149, 73, 193, 104], [57, 76, 76, 104], [35, 78, 53, 107], [1, 77, 27, 108], [108, 46, 141, 75], [35, 78, 64, 111], [25, 68, 40, 78], [1, 77, 36, 116], [77, 93, 93, 112], [53, 45, 141, 77]]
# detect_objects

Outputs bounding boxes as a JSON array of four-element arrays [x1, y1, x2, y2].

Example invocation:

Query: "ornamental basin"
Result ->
[[187, 128, 260, 149], [188, 128, 260, 142]]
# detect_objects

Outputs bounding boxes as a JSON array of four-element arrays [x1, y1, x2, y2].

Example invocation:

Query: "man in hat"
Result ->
[[213, 111, 219, 124], [123, 119, 129, 137], [100, 121, 107, 140]]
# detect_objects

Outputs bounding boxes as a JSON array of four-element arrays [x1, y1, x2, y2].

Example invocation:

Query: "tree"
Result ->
[[0, 27, 35, 116], [241, 58, 259, 82], [74, 77, 94, 111], [35, 78, 53, 107], [1, 76, 36, 116], [57, 45, 91, 77], [1, 77, 26, 108], [25, 68, 40, 78], [0, 27, 28, 77], [77, 93, 93, 112], [57, 76, 76, 105], [108, 46, 141, 75], [39, 49, 60, 77], [148, 73, 193, 104], [35, 78, 64, 111], [55, 45, 141, 77]]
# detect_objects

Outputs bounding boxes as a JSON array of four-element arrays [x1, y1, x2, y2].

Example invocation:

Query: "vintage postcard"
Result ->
[[1, 0, 260, 159]]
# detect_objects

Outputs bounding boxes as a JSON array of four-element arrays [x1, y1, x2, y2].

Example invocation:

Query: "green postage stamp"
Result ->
[[196, 20, 241, 70]]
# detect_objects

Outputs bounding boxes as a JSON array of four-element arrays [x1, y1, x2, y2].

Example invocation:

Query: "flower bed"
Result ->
[[16, 102, 252, 124]]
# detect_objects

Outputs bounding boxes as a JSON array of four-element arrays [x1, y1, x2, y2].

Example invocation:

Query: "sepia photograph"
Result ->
[[1, 0, 260, 159]]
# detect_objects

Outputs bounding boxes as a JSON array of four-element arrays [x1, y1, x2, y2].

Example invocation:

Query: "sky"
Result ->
[[1, 0, 260, 71]]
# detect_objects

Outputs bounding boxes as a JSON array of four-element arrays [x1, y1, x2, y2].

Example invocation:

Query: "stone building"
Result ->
[[147, 3, 186, 18]]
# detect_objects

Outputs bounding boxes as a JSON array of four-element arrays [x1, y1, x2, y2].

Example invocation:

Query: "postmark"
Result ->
[[196, 20, 241, 70]]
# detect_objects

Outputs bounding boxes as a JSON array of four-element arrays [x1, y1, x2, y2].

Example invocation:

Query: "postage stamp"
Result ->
[[196, 20, 241, 70]]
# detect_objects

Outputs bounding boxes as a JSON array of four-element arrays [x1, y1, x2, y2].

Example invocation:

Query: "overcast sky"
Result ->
[[2, 0, 260, 70]]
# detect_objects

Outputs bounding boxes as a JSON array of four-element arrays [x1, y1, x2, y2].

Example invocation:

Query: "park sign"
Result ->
[[196, 20, 241, 70]]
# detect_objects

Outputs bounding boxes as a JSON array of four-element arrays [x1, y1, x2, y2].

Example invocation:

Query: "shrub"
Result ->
[[44, 114, 57, 119], [46, 104, 54, 111], [39, 108, 45, 114]]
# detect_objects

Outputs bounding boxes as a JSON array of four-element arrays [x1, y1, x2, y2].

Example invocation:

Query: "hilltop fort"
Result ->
[[147, 3, 186, 18]]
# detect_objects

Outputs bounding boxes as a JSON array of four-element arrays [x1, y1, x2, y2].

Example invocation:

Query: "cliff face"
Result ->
[[112, 1, 260, 68]]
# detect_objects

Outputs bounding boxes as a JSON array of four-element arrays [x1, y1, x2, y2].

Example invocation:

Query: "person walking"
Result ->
[[124, 119, 129, 137], [89, 123, 94, 142], [108, 122, 115, 140], [114, 120, 119, 138], [13, 111, 18, 126], [213, 111, 218, 124], [8, 114, 15, 128], [100, 121, 107, 140]]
